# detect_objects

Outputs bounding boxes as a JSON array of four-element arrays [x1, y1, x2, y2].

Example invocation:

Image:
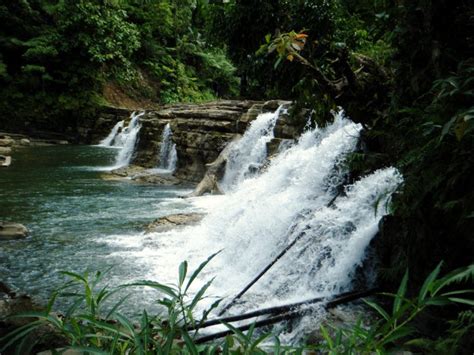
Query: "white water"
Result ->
[[110, 112, 143, 168], [101, 109, 402, 342], [158, 123, 178, 172], [98, 120, 124, 147], [221, 107, 282, 191]]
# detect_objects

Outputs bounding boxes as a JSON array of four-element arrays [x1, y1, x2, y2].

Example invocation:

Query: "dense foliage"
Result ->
[[0, 0, 238, 134], [1, 259, 473, 354], [1, 0, 473, 352]]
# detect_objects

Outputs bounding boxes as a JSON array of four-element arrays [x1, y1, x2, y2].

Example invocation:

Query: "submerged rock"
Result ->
[[102, 165, 182, 185], [0, 155, 11, 167], [0, 222, 29, 240], [145, 213, 205, 233]]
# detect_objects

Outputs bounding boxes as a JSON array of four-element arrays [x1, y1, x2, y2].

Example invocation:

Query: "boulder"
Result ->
[[189, 134, 241, 196], [145, 213, 205, 233], [102, 166, 182, 185], [132, 172, 181, 185], [0, 222, 29, 240], [19, 138, 31, 145], [0, 283, 68, 353]]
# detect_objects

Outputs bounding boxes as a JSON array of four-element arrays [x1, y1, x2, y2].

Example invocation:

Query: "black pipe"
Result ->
[[194, 288, 376, 343]]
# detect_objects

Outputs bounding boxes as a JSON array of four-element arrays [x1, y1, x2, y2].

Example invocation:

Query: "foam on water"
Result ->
[[221, 107, 282, 191], [98, 121, 124, 147], [113, 112, 143, 168], [98, 108, 402, 342], [158, 123, 178, 172]]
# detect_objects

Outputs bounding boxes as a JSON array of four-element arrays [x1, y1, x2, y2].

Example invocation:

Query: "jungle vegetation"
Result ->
[[0, 0, 473, 353]]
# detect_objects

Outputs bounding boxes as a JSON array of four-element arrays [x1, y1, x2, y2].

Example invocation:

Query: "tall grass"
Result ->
[[1, 259, 472, 354]]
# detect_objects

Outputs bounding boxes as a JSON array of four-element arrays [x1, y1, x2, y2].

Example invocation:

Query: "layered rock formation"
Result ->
[[86, 100, 306, 183]]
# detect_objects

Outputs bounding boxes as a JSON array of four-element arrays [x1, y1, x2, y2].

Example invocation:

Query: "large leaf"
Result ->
[[418, 261, 442, 303], [394, 270, 409, 316], [123, 280, 178, 299], [185, 251, 221, 293], [179, 261, 188, 288]]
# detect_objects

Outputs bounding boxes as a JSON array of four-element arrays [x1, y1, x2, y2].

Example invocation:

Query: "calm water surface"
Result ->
[[0, 145, 193, 308]]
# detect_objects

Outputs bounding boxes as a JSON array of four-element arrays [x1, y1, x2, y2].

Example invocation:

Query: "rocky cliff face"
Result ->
[[77, 106, 132, 144], [83, 100, 305, 183]]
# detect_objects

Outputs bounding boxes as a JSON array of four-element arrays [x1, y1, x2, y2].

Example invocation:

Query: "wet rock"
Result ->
[[0, 138, 14, 147], [145, 213, 205, 233], [89, 100, 306, 184], [0, 284, 68, 354], [102, 165, 182, 185], [305, 302, 376, 346], [20, 138, 31, 145], [0, 155, 11, 167], [132, 101, 263, 182], [132, 172, 181, 185], [266, 138, 294, 157], [0, 146, 12, 155], [189, 134, 240, 196], [0, 222, 29, 240]]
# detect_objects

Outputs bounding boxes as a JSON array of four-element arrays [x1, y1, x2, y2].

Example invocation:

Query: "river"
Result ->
[[0, 145, 193, 307]]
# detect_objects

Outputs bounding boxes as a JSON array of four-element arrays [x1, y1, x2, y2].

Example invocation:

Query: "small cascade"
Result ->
[[99, 121, 124, 147], [220, 107, 282, 191], [113, 112, 143, 168], [158, 123, 178, 172]]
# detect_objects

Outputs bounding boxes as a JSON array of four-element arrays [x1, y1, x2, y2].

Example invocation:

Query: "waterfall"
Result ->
[[220, 107, 282, 191], [98, 121, 124, 147], [158, 123, 178, 172], [104, 109, 402, 341], [113, 112, 143, 168]]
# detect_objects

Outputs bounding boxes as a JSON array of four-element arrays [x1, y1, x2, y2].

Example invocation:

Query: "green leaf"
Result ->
[[189, 278, 215, 312], [0, 320, 43, 351], [394, 269, 409, 315], [383, 326, 414, 344], [320, 324, 333, 349], [60, 271, 88, 284], [419, 261, 442, 303], [447, 297, 474, 306], [223, 322, 248, 346], [124, 281, 178, 299], [250, 332, 271, 351], [106, 293, 131, 319], [179, 261, 188, 288], [67, 346, 108, 354], [274, 56, 283, 69], [431, 264, 474, 295], [364, 300, 390, 321], [185, 251, 221, 293], [423, 296, 451, 306], [182, 331, 199, 355], [440, 116, 457, 141]]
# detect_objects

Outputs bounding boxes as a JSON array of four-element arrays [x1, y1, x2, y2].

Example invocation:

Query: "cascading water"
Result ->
[[97, 111, 144, 168], [105, 108, 402, 342], [112, 112, 143, 168], [220, 107, 282, 191], [158, 123, 178, 172], [98, 121, 124, 147]]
